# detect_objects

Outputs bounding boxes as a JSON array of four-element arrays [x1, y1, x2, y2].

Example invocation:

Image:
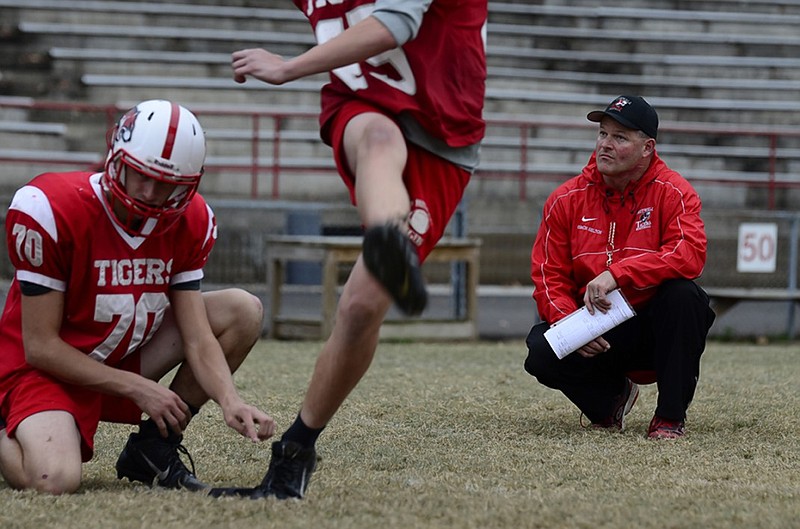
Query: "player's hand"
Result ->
[[221, 400, 277, 442], [231, 48, 289, 85], [130, 380, 190, 437], [577, 337, 610, 358]]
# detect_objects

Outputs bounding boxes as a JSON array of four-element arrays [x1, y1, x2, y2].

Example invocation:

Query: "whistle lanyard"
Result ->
[[606, 221, 616, 268]]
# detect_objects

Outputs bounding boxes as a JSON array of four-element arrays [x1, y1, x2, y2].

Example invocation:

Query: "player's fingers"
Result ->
[[227, 411, 258, 441], [165, 412, 185, 436], [154, 416, 169, 438], [168, 395, 190, 431], [241, 415, 260, 442], [256, 415, 276, 440], [176, 410, 189, 431], [231, 49, 251, 61], [231, 54, 248, 72]]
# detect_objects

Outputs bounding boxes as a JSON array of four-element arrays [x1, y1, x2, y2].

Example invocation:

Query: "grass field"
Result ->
[[1, 340, 798, 529]]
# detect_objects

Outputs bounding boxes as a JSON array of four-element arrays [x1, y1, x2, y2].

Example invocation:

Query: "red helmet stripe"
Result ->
[[161, 101, 181, 159]]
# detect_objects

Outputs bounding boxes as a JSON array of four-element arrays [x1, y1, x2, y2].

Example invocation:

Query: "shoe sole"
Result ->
[[647, 424, 686, 440], [362, 224, 428, 315], [208, 486, 259, 498], [647, 430, 685, 440], [116, 460, 156, 485]]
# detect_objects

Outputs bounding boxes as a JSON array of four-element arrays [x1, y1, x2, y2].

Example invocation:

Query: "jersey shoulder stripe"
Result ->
[[9, 185, 59, 243]]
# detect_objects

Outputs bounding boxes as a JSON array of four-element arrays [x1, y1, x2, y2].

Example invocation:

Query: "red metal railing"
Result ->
[[1, 99, 798, 208]]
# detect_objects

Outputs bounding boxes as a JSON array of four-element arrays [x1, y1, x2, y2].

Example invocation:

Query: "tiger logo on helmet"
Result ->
[[115, 108, 139, 144]]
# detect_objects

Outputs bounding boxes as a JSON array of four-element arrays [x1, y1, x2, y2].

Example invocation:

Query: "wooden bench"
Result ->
[[266, 235, 481, 341]]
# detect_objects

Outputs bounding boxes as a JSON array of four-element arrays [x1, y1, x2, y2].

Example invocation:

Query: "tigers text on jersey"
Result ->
[[294, 0, 487, 149], [531, 152, 708, 325], [0, 171, 216, 377]]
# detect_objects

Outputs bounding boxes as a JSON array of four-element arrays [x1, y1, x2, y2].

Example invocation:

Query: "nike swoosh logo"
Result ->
[[581, 216, 598, 222], [298, 470, 308, 498], [140, 452, 170, 483], [156, 465, 170, 483], [399, 273, 410, 297]]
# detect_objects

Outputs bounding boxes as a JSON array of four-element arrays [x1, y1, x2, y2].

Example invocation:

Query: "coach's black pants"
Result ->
[[524, 279, 716, 423]]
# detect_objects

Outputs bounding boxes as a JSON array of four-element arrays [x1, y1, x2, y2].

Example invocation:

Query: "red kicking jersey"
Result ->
[[0, 171, 216, 379], [293, 0, 487, 148]]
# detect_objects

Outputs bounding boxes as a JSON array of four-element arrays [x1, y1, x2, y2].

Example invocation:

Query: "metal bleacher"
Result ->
[[1, 0, 799, 302]]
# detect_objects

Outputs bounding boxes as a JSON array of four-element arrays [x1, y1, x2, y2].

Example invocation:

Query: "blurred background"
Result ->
[[0, 0, 798, 340]]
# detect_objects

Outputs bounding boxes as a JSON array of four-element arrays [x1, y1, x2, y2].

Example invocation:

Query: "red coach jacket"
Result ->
[[531, 152, 707, 325]]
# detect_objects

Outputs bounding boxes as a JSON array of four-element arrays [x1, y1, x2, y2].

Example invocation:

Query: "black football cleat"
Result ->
[[116, 431, 208, 491], [209, 440, 317, 500], [362, 223, 428, 316]]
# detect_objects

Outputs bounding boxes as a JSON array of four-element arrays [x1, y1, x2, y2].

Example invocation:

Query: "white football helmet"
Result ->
[[102, 99, 206, 236]]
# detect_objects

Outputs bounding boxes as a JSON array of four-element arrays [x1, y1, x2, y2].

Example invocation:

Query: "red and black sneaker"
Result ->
[[647, 415, 686, 439], [587, 377, 640, 431]]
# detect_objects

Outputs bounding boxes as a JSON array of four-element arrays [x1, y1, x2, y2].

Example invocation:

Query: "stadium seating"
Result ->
[[0, 0, 799, 289]]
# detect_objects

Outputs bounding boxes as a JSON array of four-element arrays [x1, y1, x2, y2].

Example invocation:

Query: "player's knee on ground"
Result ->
[[24, 461, 82, 495]]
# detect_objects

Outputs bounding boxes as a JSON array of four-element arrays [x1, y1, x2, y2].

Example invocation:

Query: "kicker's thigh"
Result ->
[[138, 289, 261, 380]]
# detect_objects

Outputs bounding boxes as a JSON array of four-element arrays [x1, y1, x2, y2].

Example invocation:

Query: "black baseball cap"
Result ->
[[587, 95, 659, 139]]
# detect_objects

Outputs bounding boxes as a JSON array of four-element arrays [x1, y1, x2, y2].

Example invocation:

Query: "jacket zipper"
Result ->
[[606, 221, 616, 268]]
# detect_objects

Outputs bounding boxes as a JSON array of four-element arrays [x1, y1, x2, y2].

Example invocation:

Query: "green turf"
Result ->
[[1, 340, 798, 529]]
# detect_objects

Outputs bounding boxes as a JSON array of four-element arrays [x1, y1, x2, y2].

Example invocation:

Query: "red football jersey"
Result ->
[[0, 171, 216, 378], [293, 0, 487, 148]]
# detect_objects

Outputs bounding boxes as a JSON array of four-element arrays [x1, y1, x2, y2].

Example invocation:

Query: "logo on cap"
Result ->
[[609, 97, 631, 112]]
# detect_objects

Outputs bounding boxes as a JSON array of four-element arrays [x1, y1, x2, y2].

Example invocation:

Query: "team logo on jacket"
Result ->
[[636, 207, 653, 231]]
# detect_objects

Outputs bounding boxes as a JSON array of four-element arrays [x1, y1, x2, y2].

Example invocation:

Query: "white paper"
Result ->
[[544, 289, 636, 359]]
